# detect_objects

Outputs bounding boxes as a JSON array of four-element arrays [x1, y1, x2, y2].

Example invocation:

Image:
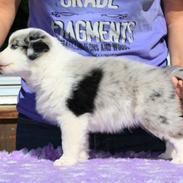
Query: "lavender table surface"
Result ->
[[0, 144, 183, 183]]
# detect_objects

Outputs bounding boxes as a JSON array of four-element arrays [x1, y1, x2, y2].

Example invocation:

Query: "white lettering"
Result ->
[[96, 0, 108, 8], [51, 21, 64, 38], [108, 0, 118, 9], [84, 0, 96, 8], [127, 22, 136, 43], [52, 20, 136, 44], [99, 22, 110, 42], [75, 21, 87, 41], [109, 22, 120, 42], [121, 22, 128, 44], [60, 0, 72, 8], [73, 0, 83, 7], [66, 21, 76, 39], [60, 0, 119, 9], [86, 22, 100, 42]]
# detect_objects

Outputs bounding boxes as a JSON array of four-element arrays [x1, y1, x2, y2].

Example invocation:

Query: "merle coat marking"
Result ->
[[1, 28, 183, 166]]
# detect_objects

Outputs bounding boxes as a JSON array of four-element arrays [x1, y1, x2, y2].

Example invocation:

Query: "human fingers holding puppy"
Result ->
[[172, 77, 183, 108]]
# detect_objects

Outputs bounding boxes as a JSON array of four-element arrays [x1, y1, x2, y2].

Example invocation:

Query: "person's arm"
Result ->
[[0, 0, 21, 46], [163, 0, 183, 104], [163, 0, 183, 66]]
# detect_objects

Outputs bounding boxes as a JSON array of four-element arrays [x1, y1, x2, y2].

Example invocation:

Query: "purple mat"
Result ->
[[0, 144, 183, 183]]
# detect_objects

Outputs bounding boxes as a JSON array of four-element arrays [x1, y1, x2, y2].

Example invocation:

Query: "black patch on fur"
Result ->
[[178, 68, 183, 72], [178, 133, 183, 137], [169, 92, 176, 100], [148, 68, 156, 72], [159, 115, 169, 124], [29, 32, 45, 41], [124, 64, 128, 70], [31, 41, 49, 53], [28, 41, 49, 60], [173, 131, 183, 138], [114, 80, 120, 85], [150, 90, 162, 101], [67, 68, 103, 116]]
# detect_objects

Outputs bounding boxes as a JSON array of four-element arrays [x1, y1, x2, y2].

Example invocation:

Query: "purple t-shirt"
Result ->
[[17, 0, 168, 124]]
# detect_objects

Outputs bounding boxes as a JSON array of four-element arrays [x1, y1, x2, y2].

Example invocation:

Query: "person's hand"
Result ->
[[172, 76, 183, 110]]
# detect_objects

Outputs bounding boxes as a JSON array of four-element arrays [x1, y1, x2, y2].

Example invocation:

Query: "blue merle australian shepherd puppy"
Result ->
[[0, 28, 183, 166]]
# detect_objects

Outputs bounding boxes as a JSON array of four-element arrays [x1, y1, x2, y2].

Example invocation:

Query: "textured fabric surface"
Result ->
[[0, 144, 183, 183]]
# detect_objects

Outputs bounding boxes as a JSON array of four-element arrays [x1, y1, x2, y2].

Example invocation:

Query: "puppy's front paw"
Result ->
[[79, 151, 89, 162], [54, 156, 78, 166]]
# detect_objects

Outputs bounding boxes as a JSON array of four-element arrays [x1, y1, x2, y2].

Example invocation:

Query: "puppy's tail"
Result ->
[[163, 65, 183, 80]]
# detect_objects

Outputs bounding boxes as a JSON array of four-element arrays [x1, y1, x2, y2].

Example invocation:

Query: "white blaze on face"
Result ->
[[27, 48, 35, 58], [0, 39, 29, 77]]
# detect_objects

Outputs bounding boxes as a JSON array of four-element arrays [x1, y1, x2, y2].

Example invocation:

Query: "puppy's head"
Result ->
[[0, 28, 52, 77]]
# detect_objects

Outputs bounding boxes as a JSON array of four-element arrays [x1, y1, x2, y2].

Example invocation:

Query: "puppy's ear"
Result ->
[[26, 31, 50, 60], [31, 40, 49, 53]]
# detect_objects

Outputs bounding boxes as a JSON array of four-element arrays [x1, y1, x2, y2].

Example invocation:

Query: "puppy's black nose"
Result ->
[[28, 54, 37, 60]]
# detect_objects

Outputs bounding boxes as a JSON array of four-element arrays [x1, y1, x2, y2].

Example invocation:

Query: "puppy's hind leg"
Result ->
[[169, 136, 183, 164], [163, 115, 183, 163], [140, 106, 183, 163], [142, 115, 183, 163], [138, 84, 183, 163], [159, 117, 183, 163], [159, 141, 176, 160], [54, 113, 89, 166]]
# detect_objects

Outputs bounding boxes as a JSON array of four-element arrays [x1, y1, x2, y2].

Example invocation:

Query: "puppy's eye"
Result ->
[[11, 44, 18, 50]]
